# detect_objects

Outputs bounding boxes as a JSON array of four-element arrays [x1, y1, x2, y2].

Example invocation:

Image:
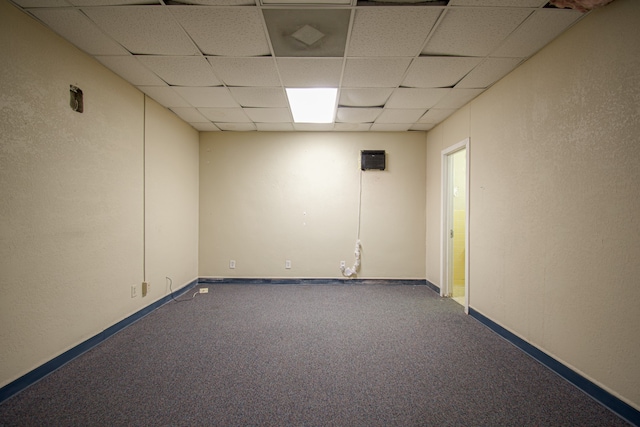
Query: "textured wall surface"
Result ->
[[0, 0, 198, 389], [199, 132, 426, 279], [426, 0, 640, 409], [144, 98, 199, 299]]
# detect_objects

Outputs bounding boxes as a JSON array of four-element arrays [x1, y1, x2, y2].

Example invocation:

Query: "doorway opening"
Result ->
[[441, 139, 469, 313]]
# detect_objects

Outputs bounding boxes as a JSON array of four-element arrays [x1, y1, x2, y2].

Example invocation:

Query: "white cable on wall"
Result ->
[[340, 170, 363, 278]]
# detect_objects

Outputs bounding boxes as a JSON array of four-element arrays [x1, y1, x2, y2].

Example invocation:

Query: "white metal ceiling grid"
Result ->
[[11, 0, 584, 132]]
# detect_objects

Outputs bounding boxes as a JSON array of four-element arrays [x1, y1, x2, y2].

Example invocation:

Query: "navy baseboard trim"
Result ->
[[424, 279, 440, 294], [469, 307, 639, 426], [0, 278, 199, 405], [199, 277, 428, 286]]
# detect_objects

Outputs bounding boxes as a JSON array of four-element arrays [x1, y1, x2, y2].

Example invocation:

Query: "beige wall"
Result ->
[[200, 132, 426, 279], [145, 99, 199, 298], [426, 0, 640, 409], [0, 1, 198, 389]]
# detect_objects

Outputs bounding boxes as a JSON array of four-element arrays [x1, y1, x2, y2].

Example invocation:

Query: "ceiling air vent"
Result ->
[[361, 150, 386, 171]]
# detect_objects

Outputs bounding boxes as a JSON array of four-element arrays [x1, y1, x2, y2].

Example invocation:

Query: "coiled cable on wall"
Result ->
[[340, 170, 363, 278]]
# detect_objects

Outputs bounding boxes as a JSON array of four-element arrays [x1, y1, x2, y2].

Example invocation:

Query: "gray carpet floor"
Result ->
[[0, 283, 631, 426]]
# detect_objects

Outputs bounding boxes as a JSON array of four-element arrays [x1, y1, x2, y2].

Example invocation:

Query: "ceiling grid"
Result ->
[[11, 0, 585, 132]]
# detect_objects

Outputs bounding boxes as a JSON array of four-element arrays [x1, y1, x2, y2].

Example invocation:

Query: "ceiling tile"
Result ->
[[342, 58, 412, 88], [136, 56, 221, 87], [448, 0, 546, 6], [334, 123, 372, 131], [169, 107, 210, 123], [418, 108, 457, 124], [410, 123, 435, 131], [433, 89, 484, 109], [69, 1, 160, 4], [198, 108, 251, 122], [402, 57, 482, 88], [256, 123, 295, 131], [173, 87, 239, 108], [244, 108, 291, 123], [208, 57, 280, 87], [82, 6, 199, 55], [455, 58, 522, 88], [348, 8, 441, 57], [375, 109, 426, 124], [339, 88, 393, 107], [170, 7, 270, 56], [216, 123, 257, 131], [190, 122, 221, 132], [385, 88, 450, 109], [30, 8, 129, 55], [422, 7, 532, 57], [277, 58, 343, 87], [263, 0, 350, 4], [263, 9, 351, 57], [139, 86, 190, 108], [369, 123, 412, 132], [293, 123, 335, 131], [95, 56, 165, 86], [491, 9, 582, 58], [336, 108, 382, 123], [13, 0, 71, 6], [170, 0, 254, 5], [229, 87, 288, 108]]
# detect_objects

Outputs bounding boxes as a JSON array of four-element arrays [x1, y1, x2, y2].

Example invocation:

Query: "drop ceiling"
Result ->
[[10, 0, 584, 132]]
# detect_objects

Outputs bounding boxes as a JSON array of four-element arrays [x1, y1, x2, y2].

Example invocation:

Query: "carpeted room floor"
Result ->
[[0, 283, 631, 426]]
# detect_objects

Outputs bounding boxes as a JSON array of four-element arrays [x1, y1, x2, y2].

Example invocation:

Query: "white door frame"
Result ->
[[440, 138, 470, 313]]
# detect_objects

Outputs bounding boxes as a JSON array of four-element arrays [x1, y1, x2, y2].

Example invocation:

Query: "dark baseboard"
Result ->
[[424, 279, 440, 294], [0, 278, 199, 405], [199, 277, 428, 286], [469, 307, 639, 427]]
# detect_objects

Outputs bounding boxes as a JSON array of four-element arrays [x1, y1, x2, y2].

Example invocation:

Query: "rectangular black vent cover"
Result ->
[[361, 150, 386, 171]]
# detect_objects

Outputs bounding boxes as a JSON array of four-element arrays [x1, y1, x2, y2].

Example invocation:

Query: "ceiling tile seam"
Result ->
[[413, 7, 446, 59], [24, 6, 134, 58], [340, 7, 446, 116], [256, 7, 295, 124], [335, 8, 357, 115], [165, 6, 213, 59], [484, 7, 588, 61], [165, 9, 273, 120], [385, 7, 446, 98], [450, 57, 490, 90]]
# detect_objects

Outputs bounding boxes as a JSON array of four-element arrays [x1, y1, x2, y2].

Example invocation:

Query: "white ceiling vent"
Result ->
[[291, 25, 326, 47], [263, 9, 351, 57]]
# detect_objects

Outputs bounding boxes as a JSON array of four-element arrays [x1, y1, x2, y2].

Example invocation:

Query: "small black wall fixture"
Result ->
[[70, 85, 83, 113], [361, 150, 386, 171]]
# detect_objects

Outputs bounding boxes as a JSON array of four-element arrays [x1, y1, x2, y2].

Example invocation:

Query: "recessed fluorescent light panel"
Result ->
[[286, 88, 338, 123]]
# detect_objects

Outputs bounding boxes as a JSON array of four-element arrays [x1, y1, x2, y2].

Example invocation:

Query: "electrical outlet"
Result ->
[[285, 260, 292, 269], [229, 260, 236, 269], [340, 260, 346, 268], [131, 285, 137, 298], [199, 288, 209, 294]]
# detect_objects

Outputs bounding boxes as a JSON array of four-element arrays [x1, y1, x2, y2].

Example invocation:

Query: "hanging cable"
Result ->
[[341, 170, 362, 278]]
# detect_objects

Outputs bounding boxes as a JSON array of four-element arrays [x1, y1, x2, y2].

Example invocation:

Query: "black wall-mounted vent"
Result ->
[[361, 150, 386, 171]]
